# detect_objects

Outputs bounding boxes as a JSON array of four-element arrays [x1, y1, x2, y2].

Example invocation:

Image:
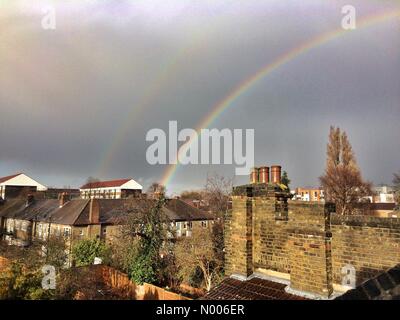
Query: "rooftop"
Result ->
[[0, 197, 213, 226], [202, 277, 307, 300], [80, 178, 133, 189], [337, 264, 400, 300], [0, 173, 23, 184]]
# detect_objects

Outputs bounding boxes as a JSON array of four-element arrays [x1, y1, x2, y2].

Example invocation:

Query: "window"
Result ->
[[102, 228, 107, 235], [201, 221, 208, 228], [63, 227, 71, 238], [7, 220, 14, 233], [79, 229, 84, 237], [21, 221, 28, 232]]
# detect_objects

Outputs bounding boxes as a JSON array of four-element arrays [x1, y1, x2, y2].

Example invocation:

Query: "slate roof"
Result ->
[[202, 277, 306, 300], [0, 198, 60, 221], [80, 179, 132, 189], [50, 199, 90, 225], [164, 199, 213, 221], [0, 197, 213, 227], [74, 198, 213, 226], [336, 264, 400, 300]]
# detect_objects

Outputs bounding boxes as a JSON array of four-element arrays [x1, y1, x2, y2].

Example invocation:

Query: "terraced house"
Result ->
[[0, 192, 213, 249]]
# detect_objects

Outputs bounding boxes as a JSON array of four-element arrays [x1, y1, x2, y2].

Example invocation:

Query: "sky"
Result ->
[[0, 0, 399, 195]]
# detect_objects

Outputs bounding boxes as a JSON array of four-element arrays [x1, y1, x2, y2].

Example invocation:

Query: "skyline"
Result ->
[[1, 0, 400, 194]]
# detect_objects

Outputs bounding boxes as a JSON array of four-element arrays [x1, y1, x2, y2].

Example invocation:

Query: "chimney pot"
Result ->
[[259, 166, 270, 184], [271, 165, 282, 184], [250, 167, 259, 184]]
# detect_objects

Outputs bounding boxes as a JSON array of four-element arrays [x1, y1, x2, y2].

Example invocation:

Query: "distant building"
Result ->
[[0, 173, 47, 200], [354, 202, 397, 218], [80, 178, 142, 199], [294, 187, 324, 202], [371, 185, 395, 203]]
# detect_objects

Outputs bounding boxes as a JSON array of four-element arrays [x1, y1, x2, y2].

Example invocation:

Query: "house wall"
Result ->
[[226, 183, 400, 298], [2, 218, 33, 246], [80, 188, 142, 199], [331, 215, 400, 286]]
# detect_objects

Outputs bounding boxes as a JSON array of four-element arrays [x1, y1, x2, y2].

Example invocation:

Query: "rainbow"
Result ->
[[160, 10, 400, 188]]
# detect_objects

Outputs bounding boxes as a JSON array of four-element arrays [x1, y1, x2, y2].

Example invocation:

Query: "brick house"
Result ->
[[204, 165, 400, 300], [0, 194, 213, 249]]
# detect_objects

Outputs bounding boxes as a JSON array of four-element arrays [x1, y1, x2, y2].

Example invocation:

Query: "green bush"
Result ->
[[72, 239, 110, 267]]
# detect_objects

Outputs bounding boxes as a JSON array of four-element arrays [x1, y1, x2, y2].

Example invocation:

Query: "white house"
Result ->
[[0, 173, 47, 200], [80, 178, 142, 199]]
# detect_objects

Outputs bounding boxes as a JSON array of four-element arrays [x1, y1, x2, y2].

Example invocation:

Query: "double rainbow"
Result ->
[[160, 10, 400, 188]]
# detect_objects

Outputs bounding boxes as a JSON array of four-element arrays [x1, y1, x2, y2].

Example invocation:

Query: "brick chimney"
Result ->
[[89, 199, 100, 224], [26, 194, 35, 207], [58, 192, 69, 208]]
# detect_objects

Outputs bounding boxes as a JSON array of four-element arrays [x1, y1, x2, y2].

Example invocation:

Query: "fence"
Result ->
[[93, 265, 191, 300], [0, 256, 10, 271]]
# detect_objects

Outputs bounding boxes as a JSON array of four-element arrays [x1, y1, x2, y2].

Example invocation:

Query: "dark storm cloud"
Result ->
[[0, 0, 399, 193]]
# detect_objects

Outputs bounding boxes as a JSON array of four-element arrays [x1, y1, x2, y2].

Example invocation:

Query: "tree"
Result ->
[[393, 171, 400, 206], [319, 126, 372, 215], [85, 177, 100, 184], [120, 196, 170, 285], [204, 173, 232, 218], [72, 239, 111, 267], [43, 235, 69, 270], [147, 182, 166, 199], [0, 237, 68, 300], [180, 190, 203, 201], [175, 227, 223, 292], [281, 171, 291, 190], [0, 261, 53, 300]]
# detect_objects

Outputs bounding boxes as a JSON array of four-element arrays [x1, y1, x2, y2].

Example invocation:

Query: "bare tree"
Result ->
[[85, 176, 100, 184], [320, 126, 372, 215], [175, 227, 223, 292], [146, 182, 166, 199], [393, 171, 400, 206], [204, 173, 232, 219]]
